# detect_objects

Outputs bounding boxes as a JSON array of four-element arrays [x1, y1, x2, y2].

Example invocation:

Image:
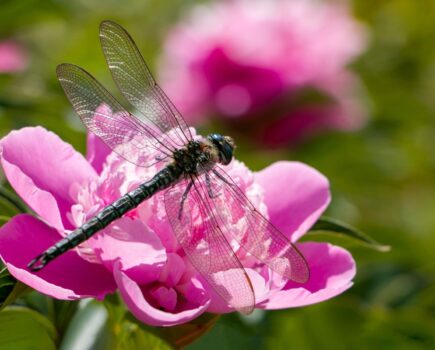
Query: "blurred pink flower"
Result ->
[[159, 0, 368, 147], [0, 40, 27, 73], [0, 127, 355, 326]]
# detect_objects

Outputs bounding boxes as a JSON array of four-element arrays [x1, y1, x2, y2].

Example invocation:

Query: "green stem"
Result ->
[[0, 186, 27, 213]]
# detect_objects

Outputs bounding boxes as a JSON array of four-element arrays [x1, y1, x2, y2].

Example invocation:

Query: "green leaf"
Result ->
[[117, 323, 172, 350], [0, 186, 27, 214], [53, 300, 79, 340], [0, 216, 11, 224], [307, 216, 391, 252], [0, 282, 28, 312], [103, 292, 126, 326], [130, 313, 221, 350], [0, 307, 57, 350], [0, 266, 29, 311], [103, 294, 173, 350], [155, 313, 220, 349]]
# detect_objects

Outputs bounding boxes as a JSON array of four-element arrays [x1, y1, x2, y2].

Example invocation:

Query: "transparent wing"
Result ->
[[99, 20, 192, 146], [57, 63, 176, 167], [164, 178, 255, 314], [205, 165, 310, 284]]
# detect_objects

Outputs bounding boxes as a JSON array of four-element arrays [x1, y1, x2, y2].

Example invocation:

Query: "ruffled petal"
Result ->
[[0, 127, 97, 229], [86, 132, 111, 174], [255, 161, 330, 242], [0, 157, 64, 230], [158, 253, 186, 287], [89, 217, 166, 285], [259, 242, 355, 309], [0, 214, 116, 300], [115, 265, 210, 327]]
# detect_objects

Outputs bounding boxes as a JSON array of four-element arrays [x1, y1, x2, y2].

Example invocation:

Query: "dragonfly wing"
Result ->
[[206, 165, 310, 284], [164, 178, 255, 314], [99, 20, 192, 146], [57, 63, 175, 167]]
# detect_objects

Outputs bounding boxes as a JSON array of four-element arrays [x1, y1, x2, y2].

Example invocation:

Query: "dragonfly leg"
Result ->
[[212, 169, 233, 187], [178, 180, 194, 219], [206, 173, 220, 198], [155, 154, 167, 162]]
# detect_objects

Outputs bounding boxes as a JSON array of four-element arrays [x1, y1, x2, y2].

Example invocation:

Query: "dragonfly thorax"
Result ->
[[173, 140, 207, 175], [172, 134, 235, 176]]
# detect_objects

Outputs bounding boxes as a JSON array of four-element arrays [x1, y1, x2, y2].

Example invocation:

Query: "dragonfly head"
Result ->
[[207, 133, 236, 165]]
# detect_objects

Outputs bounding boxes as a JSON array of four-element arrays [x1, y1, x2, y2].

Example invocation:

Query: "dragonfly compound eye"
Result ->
[[208, 133, 234, 165]]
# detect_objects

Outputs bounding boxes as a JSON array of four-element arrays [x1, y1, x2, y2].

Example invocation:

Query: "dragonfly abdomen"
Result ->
[[28, 164, 182, 271]]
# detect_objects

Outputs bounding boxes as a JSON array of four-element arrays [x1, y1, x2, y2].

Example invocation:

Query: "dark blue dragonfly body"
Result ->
[[28, 21, 309, 314]]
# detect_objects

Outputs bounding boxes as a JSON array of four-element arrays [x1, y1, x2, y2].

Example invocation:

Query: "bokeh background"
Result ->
[[0, 0, 434, 349]]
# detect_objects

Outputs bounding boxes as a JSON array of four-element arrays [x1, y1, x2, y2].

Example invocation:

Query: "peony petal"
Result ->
[[150, 286, 178, 312], [255, 161, 330, 242], [0, 127, 97, 229], [159, 0, 367, 140], [89, 217, 166, 285], [158, 253, 186, 287], [115, 265, 210, 327], [0, 214, 116, 300], [0, 158, 64, 230], [201, 48, 285, 115], [259, 242, 355, 309], [86, 132, 111, 174]]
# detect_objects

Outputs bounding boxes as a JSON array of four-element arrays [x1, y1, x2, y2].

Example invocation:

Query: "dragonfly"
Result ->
[[28, 21, 309, 314]]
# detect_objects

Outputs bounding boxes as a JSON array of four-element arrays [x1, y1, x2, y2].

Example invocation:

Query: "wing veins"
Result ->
[[57, 63, 176, 164], [99, 20, 192, 145], [164, 178, 255, 314], [206, 166, 310, 284]]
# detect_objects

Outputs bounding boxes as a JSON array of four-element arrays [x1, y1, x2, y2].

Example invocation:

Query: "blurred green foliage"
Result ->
[[0, 0, 434, 349]]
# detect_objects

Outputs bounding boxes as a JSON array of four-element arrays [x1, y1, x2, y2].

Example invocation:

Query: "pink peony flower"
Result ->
[[0, 127, 355, 326], [159, 0, 367, 147], [0, 40, 27, 73]]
